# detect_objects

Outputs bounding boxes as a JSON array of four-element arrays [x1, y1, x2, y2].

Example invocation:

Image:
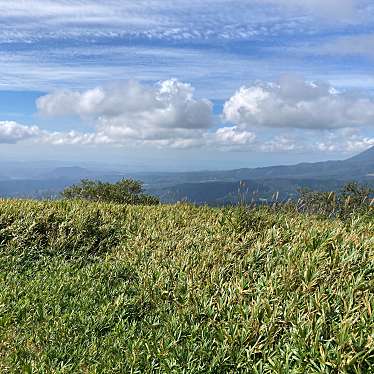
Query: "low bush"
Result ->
[[0, 200, 128, 265], [298, 182, 373, 219], [61, 178, 159, 205]]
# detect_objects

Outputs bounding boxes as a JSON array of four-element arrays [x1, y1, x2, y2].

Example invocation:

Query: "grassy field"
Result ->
[[0, 200, 373, 373]]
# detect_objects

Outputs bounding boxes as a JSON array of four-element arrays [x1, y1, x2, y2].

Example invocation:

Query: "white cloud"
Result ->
[[2, 120, 373, 155], [37, 79, 214, 145], [257, 128, 374, 154], [37, 79, 207, 148], [6, 76, 374, 155], [33, 125, 256, 151], [316, 128, 374, 153], [39, 130, 111, 146], [37, 87, 105, 118], [223, 75, 374, 130], [0, 121, 41, 144], [260, 135, 301, 152], [213, 126, 256, 147], [0, 0, 364, 27], [30, 78, 255, 150], [1, 1, 373, 97], [0, 1, 158, 27]]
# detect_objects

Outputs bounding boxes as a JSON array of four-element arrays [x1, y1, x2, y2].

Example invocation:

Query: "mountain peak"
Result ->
[[346, 146, 374, 163]]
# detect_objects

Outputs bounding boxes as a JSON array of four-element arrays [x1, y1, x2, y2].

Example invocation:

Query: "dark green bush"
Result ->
[[61, 178, 159, 205], [0, 201, 128, 264]]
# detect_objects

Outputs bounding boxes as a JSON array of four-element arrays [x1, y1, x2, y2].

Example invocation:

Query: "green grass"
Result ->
[[0, 200, 373, 373]]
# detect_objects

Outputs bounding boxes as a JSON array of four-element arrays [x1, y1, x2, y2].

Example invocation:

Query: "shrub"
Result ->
[[0, 201, 129, 265], [297, 182, 373, 219], [61, 178, 159, 205]]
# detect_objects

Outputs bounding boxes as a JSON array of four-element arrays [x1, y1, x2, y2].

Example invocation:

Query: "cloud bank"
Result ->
[[2, 76, 373, 154], [37, 79, 214, 147], [0, 121, 41, 144], [223, 75, 374, 130]]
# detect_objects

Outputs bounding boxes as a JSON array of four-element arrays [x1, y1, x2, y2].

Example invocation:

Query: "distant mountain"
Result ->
[[141, 147, 374, 188], [154, 146, 374, 204], [0, 178, 75, 199], [200, 146, 374, 181], [39, 167, 101, 180], [0, 166, 127, 198], [345, 145, 374, 166], [157, 178, 351, 205], [0, 146, 373, 201]]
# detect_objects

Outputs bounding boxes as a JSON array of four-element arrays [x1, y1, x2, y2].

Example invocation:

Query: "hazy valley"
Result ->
[[1, 146, 373, 204]]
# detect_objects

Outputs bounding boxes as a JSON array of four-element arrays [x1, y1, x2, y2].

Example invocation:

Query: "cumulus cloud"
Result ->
[[0, 121, 41, 144], [36, 80, 263, 150], [8, 76, 370, 155], [38, 130, 111, 146], [259, 135, 301, 152], [34, 127, 255, 151], [212, 126, 256, 147], [3, 120, 372, 155], [316, 128, 374, 153], [223, 75, 374, 130], [37, 79, 214, 145], [256, 129, 374, 154]]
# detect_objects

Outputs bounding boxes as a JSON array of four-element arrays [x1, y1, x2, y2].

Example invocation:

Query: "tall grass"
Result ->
[[1, 200, 373, 372]]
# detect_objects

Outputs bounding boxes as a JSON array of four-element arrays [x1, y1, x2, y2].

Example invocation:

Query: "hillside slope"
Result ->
[[157, 147, 374, 203], [160, 178, 347, 204], [155, 146, 374, 185], [1, 201, 373, 372], [0, 147, 373, 200]]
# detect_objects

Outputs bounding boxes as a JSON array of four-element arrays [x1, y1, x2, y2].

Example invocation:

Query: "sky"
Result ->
[[1, 0, 374, 170]]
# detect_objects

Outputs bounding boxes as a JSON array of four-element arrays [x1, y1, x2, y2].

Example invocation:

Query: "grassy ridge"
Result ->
[[0, 200, 373, 373]]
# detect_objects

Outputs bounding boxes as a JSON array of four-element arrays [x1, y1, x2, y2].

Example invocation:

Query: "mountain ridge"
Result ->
[[0, 146, 373, 200]]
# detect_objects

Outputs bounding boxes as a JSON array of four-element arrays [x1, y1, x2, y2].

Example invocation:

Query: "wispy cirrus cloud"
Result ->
[[1, 0, 374, 96], [310, 34, 374, 59], [0, 45, 282, 98], [264, 0, 358, 20]]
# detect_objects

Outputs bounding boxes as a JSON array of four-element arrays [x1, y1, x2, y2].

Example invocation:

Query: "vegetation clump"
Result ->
[[298, 182, 373, 219], [1, 200, 373, 372], [61, 178, 159, 205]]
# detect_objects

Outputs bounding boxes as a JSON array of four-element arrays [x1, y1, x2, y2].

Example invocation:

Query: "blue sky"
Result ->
[[1, 0, 374, 170]]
